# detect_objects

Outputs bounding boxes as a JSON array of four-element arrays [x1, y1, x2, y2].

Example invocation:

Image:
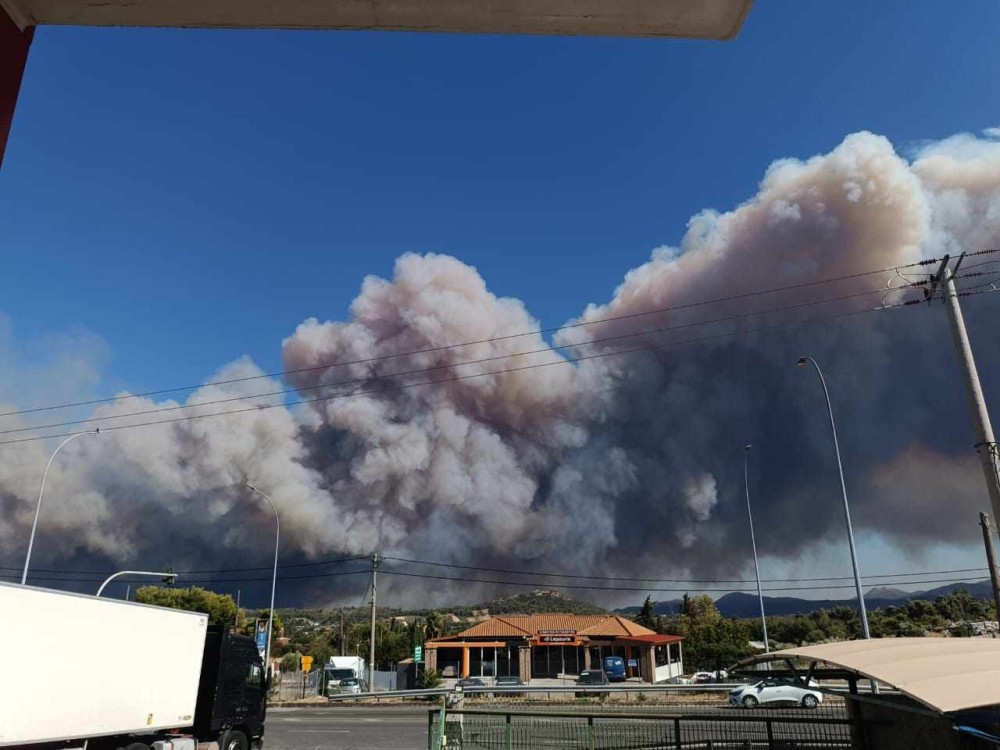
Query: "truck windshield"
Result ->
[[327, 669, 355, 679]]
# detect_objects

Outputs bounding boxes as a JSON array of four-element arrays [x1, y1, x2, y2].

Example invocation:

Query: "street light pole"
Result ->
[[96, 570, 177, 597], [797, 357, 871, 639], [246, 483, 280, 676], [22, 429, 101, 585], [743, 444, 769, 657]]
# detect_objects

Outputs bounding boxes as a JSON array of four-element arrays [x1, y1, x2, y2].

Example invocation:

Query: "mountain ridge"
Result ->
[[616, 579, 994, 618]]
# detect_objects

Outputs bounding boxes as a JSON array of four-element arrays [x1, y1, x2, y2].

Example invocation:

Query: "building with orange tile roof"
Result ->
[[424, 613, 683, 684]]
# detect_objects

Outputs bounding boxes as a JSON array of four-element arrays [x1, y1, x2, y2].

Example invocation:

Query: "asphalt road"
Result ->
[[266, 706, 430, 750], [265, 703, 848, 750]]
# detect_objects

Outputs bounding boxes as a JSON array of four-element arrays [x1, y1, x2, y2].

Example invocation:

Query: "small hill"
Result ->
[[474, 589, 608, 615]]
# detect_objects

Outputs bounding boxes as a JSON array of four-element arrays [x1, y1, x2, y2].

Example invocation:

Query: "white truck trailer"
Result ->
[[324, 655, 367, 695], [0, 582, 267, 750]]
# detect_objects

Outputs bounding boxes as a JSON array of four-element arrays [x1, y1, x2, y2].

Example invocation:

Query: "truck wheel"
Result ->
[[219, 729, 248, 750]]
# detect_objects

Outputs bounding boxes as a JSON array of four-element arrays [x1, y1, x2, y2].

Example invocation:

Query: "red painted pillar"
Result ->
[[1, 5, 34, 168]]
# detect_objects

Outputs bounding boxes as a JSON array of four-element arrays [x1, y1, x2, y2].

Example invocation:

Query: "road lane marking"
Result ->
[[286, 729, 351, 733]]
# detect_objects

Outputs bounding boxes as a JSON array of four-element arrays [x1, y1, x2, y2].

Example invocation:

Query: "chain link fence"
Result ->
[[272, 669, 324, 701], [430, 708, 852, 750]]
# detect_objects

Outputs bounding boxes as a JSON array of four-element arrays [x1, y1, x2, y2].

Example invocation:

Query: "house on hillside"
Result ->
[[424, 613, 683, 684]]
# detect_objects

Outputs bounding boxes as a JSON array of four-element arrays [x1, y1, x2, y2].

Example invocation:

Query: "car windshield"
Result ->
[[327, 669, 356, 679]]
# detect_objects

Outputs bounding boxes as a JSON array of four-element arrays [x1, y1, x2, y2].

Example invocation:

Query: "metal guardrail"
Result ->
[[323, 680, 889, 703], [429, 708, 853, 750], [327, 684, 748, 701]]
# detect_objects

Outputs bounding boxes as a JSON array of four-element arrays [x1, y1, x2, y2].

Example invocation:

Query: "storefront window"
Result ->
[[655, 644, 668, 667]]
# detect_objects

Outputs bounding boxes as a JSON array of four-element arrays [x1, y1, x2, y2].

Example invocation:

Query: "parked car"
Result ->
[[336, 677, 363, 695], [575, 668, 611, 698], [493, 676, 525, 697], [729, 679, 823, 708], [457, 677, 486, 689], [603, 656, 627, 682]]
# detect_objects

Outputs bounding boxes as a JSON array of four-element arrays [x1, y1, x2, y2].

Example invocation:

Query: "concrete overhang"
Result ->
[[0, 0, 753, 38], [736, 637, 1000, 715]]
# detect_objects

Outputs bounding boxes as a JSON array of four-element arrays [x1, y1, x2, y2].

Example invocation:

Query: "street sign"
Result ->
[[254, 619, 268, 658], [301, 655, 314, 672], [414, 645, 423, 661]]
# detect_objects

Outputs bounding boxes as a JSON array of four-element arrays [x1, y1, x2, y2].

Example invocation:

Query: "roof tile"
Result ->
[[454, 613, 657, 639]]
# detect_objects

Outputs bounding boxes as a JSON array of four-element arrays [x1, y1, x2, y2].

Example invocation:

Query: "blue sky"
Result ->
[[3, 1, 1000, 597], [4, 0, 1000, 395]]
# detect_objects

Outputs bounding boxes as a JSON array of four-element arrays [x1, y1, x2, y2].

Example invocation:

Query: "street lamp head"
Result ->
[[796, 357, 809, 367], [744, 443, 753, 452]]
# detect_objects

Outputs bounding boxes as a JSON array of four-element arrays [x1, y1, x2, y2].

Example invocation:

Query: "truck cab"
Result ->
[[193, 627, 268, 750]]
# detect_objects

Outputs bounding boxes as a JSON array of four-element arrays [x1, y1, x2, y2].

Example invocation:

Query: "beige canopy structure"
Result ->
[[738, 637, 1000, 714], [0, 0, 754, 38]]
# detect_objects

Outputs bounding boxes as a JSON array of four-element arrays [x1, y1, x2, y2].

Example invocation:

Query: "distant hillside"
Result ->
[[474, 589, 608, 615], [618, 580, 994, 618]]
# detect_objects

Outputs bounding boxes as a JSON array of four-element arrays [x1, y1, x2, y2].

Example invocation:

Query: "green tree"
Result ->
[[416, 668, 442, 689], [280, 651, 303, 672], [425, 611, 443, 640], [135, 586, 237, 625], [680, 594, 720, 625], [635, 596, 656, 629], [679, 617, 753, 671]]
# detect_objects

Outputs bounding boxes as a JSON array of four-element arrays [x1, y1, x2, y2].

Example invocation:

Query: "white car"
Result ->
[[729, 678, 822, 708], [330, 677, 364, 695]]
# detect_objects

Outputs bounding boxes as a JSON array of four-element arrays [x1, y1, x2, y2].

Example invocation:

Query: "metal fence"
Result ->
[[429, 709, 853, 750], [273, 669, 324, 701]]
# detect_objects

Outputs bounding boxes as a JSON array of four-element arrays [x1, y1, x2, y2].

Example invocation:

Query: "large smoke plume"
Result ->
[[3, 129, 1000, 607]]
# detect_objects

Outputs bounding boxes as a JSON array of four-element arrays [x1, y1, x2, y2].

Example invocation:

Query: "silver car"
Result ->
[[729, 678, 822, 708], [336, 677, 363, 695]]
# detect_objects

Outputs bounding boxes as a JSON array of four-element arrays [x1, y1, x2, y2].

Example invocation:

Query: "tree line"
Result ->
[[632, 589, 996, 671]]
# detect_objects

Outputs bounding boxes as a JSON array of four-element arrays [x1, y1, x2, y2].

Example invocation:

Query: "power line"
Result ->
[[2, 568, 372, 586], [0, 554, 369, 576], [0, 285, 907, 438], [0, 253, 967, 421], [381, 557, 991, 585], [1, 562, 988, 594], [0, 290, 948, 448], [375, 569, 988, 594]]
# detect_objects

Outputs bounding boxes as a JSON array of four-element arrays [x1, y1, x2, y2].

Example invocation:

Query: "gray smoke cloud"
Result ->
[[3, 128, 1000, 606]]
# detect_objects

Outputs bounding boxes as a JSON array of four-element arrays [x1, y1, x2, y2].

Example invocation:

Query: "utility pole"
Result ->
[[980, 513, 1000, 627], [929, 254, 1000, 529], [369, 552, 379, 691], [743, 444, 770, 665], [340, 608, 346, 657]]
